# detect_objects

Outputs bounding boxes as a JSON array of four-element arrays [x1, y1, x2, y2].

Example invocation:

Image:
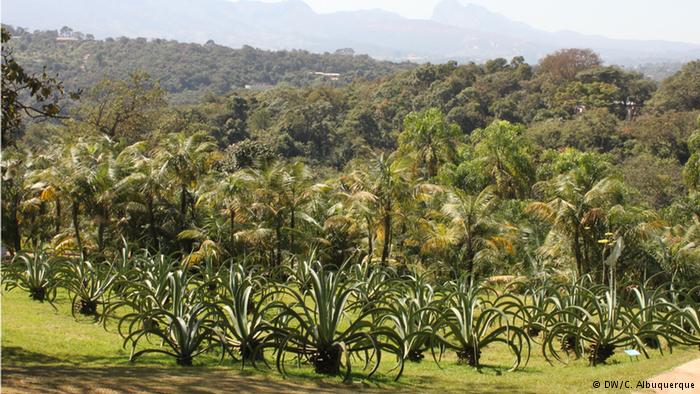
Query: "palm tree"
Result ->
[[398, 108, 461, 178], [196, 170, 247, 256], [29, 151, 67, 237], [333, 170, 378, 262], [279, 161, 314, 254], [157, 132, 217, 231], [526, 174, 626, 278], [59, 136, 114, 254], [368, 153, 411, 265], [241, 160, 289, 267], [115, 141, 171, 250], [471, 120, 534, 199], [441, 186, 507, 278], [1, 150, 33, 251]]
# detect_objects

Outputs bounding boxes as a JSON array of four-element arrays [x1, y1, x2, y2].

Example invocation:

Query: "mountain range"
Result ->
[[3, 0, 699, 65]]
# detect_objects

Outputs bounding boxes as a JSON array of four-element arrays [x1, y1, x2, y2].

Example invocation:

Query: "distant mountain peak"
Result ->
[[432, 0, 538, 36], [2, 0, 699, 65]]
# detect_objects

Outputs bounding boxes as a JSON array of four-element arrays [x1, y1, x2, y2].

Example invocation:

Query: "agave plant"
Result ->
[[270, 260, 389, 381], [349, 261, 398, 312], [544, 286, 672, 366], [190, 255, 224, 296], [376, 275, 439, 380], [501, 280, 552, 340], [541, 277, 594, 359], [434, 282, 530, 370], [674, 307, 700, 349], [214, 263, 278, 367], [2, 248, 60, 303], [106, 253, 176, 336], [58, 256, 118, 317], [626, 275, 679, 349], [124, 270, 223, 366]]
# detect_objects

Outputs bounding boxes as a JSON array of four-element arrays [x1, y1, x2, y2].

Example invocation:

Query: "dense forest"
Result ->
[[2, 26, 414, 103], [2, 25, 700, 288]]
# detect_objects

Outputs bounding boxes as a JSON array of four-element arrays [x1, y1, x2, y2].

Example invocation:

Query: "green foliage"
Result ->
[[684, 118, 700, 192], [1, 27, 75, 146], [2, 248, 60, 303], [57, 256, 118, 318], [398, 108, 462, 178], [271, 259, 389, 380], [434, 280, 531, 370], [469, 120, 535, 198], [649, 61, 700, 112], [5, 26, 412, 104]]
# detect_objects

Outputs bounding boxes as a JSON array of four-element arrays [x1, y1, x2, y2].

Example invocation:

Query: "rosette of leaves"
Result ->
[[433, 283, 530, 370], [58, 256, 118, 318], [270, 261, 390, 381], [215, 263, 278, 368], [124, 270, 223, 366], [2, 248, 60, 303]]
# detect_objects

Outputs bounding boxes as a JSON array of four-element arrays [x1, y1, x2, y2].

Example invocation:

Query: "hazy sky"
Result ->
[[241, 0, 700, 44]]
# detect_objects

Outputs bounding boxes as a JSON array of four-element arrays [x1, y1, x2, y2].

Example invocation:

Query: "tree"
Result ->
[[537, 48, 602, 82], [649, 61, 700, 112], [332, 170, 379, 262], [157, 132, 217, 232], [1, 27, 72, 146], [469, 120, 535, 199], [58, 136, 115, 254], [76, 72, 166, 142], [684, 117, 700, 192], [240, 160, 290, 267], [441, 186, 508, 279], [368, 153, 411, 265], [115, 141, 172, 250], [398, 108, 462, 178], [527, 149, 627, 278]]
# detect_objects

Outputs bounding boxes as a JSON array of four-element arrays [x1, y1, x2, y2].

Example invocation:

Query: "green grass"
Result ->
[[2, 288, 698, 393]]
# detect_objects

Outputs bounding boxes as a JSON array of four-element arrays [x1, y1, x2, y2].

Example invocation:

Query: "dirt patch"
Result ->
[[634, 358, 700, 394], [1, 365, 352, 394]]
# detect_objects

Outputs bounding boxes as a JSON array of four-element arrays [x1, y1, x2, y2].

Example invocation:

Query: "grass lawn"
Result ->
[[2, 288, 698, 393]]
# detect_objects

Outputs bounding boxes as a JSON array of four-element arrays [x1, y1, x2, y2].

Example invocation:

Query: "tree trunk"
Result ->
[[366, 216, 373, 262], [55, 199, 62, 236], [12, 198, 21, 251], [229, 208, 236, 255], [572, 225, 584, 278], [180, 184, 188, 227], [147, 197, 159, 250], [289, 208, 295, 253], [28, 210, 37, 249], [380, 199, 392, 266], [97, 206, 108, 251], [275, 218, 282, 267], [72, 201, 83, 255], [465, 239, 475, 280]]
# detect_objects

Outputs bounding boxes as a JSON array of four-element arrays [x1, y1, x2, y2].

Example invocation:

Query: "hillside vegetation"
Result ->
[[4, 26, 413, 103]]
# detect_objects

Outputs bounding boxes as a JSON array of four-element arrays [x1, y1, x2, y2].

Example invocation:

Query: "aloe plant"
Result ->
[[376, 277, 439, 380], [434, 282, 531, 370], [2, 248, 59, 303], [502, 280, 552, 340], [214, 263, 277, 367], [124, 270, 223, 366], [270, 260, 390, 381], [542, 277, 594, 359], [58, 257, 118, 318], [106, 253, 175, 336], [544, 285, 674, 366], [625, 275, 678, 349]]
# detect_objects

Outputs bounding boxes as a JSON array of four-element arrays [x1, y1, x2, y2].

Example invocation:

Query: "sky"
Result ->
[[240, 0, 700, 44]]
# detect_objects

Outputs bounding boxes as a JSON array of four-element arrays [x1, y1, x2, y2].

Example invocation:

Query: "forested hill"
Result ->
[[3, 26, 414, 103]]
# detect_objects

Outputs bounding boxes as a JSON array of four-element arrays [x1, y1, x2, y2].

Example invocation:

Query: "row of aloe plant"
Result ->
[[2, 244, 699, 381]]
